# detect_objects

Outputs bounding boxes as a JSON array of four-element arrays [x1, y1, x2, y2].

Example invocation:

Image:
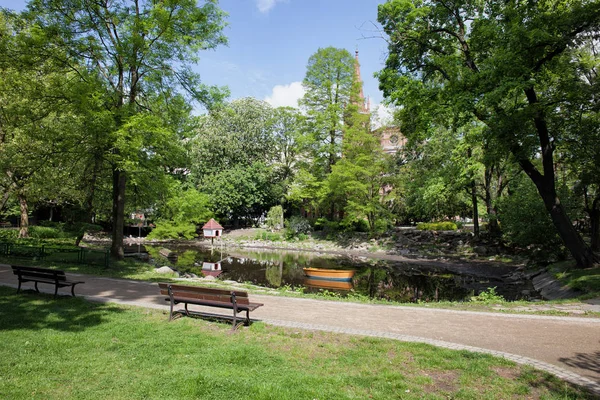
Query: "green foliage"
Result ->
[[470, 287, 506, 303], [265, 205, 284, 230], [417, 222, 457, 231], [300, 47, 354, 176], [0, 229, 17, 240], [377, 0, 600, 266], [29, 226, 67, 239], [254, 230, 282, 242], [284, 215, 312, 239], [191, 98, 286, 224], [146, 221, 197, 240], [496, 177, 563, 249], [202, 162, 282, 225], [162, 187, 213, 225]]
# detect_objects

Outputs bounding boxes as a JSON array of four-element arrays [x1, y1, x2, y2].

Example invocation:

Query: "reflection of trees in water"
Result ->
[[355, 266, 470, 302], [150, 246, 505, 300], [265, 260, 283, 287]]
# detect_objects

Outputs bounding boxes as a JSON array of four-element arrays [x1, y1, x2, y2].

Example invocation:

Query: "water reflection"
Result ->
[[147, 245, 529, 302]]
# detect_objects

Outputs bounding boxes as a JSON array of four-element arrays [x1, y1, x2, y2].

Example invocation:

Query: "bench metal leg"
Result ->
[[54, 285, 59, 298], [17, 280, 22, 294], [70, 285, 76, 297], [34, 282, 39, 293], [168, 298, 174, 321]]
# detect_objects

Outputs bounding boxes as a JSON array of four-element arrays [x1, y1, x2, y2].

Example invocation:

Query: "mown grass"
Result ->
[[551, 261, 600, 299], [0, 286, 593, 400]]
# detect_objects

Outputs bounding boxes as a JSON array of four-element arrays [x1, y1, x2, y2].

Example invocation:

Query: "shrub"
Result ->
[[416, 221, 457, 231], [470, 287, 505, 303], [0, 229, 18, 240], [29, 226, 64, 239], [496, 177, 578, 250], [284, 216, 312, 239], [265, 205, 284, 230], [254, 231, 282, 241], [147, 221, 197, 240]]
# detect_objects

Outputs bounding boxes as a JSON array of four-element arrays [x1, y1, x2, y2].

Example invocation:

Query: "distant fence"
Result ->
[[0, 243, 109, 268]]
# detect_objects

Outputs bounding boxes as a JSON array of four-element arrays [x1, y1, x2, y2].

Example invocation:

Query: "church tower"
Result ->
[[353, 50, 370, 114], [353, 49, 404, 155]]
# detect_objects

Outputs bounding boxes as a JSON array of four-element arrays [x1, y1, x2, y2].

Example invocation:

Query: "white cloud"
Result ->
[[256, 0, 285, 13], [264, 81, 305, 108]]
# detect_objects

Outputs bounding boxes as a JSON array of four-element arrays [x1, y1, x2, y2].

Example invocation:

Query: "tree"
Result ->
[[0, 11, 97, 238], [27, 0, 228, 259], [300, 47, 355, 177], [270, 107, 306, 184], [191, 98, 285, 224], [378, 0, 600, 267], [326, 72, 392, 231]]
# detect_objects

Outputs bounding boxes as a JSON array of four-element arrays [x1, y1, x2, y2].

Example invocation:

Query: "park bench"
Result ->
[[11, 265, 85, 297], [158, 283, 263, 331]]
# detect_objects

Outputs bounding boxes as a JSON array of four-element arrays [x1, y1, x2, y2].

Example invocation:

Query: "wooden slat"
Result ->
[[158, 283, 252, 306]]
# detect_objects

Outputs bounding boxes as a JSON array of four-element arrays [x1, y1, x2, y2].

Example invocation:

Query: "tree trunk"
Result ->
[[18, 193, 29, 238], [524, 165, 597, 267], [518, 87, 597, 267], [110, 168, 127, 260], [470, 179, 479, 237], [467, 148, 479, 237], [484, 166, 501, 236]]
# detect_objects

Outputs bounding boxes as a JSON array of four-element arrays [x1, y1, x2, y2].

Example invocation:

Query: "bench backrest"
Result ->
[[158, 283, 250, 305], [12, 265, 67, 282]]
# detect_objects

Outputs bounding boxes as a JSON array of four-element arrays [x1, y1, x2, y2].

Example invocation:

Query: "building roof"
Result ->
[[202, 218, 223, 230]]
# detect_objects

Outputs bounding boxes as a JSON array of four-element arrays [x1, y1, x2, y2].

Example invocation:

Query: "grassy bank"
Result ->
[[0, 287, 592, 399]]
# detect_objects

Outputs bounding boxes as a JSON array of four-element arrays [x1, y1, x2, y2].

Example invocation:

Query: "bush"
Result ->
[[147, 221, 197, 240], [29, 226, 67, 239], [0, 229, 17, 240], [496, 177, 573, 249], [416, 221, 457, 231], [265, 205, 284, 230], [470, 287, 505, 303], [284, 216, 312, 239], [254, 231, 282, 241]]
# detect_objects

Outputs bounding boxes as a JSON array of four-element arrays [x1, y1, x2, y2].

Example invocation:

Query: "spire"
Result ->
[[353, 50, 368, 114]]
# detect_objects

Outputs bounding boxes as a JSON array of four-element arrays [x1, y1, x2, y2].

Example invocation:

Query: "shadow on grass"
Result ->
[[0, 286, 124, 333]]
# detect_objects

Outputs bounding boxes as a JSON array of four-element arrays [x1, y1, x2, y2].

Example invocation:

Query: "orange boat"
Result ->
[[304, 278, 353, 291], [303, 268, 355, 281]]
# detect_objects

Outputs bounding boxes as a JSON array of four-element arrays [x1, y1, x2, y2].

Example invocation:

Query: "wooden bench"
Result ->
[[11, 265, 85, 297], [158, 283, 263, 331]]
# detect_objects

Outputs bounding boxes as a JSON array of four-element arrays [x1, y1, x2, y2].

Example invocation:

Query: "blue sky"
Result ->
[[0, 0, 392, 120]]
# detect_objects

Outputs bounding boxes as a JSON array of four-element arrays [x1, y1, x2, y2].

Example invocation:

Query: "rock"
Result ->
[[532, 272, 581, 300], [203, 275, 216, 281], [473, 246, 489, 256], [155, 266, 176, 274]]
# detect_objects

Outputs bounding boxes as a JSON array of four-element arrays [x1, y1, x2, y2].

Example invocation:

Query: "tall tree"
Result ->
[[300, 47, 355, 177], [27, 0, 228, 259], [327, 75, 391, 231], [378, 0, 600, 267]]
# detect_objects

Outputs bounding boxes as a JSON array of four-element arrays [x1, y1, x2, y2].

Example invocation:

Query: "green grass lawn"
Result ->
[[0, 287, 593, 399]]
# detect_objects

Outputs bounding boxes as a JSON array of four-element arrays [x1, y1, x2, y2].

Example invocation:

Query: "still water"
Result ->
[[144, 245, 531, 303]]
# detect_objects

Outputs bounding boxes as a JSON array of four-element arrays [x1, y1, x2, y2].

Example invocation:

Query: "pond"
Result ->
[[143, 244, 535, 303]]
